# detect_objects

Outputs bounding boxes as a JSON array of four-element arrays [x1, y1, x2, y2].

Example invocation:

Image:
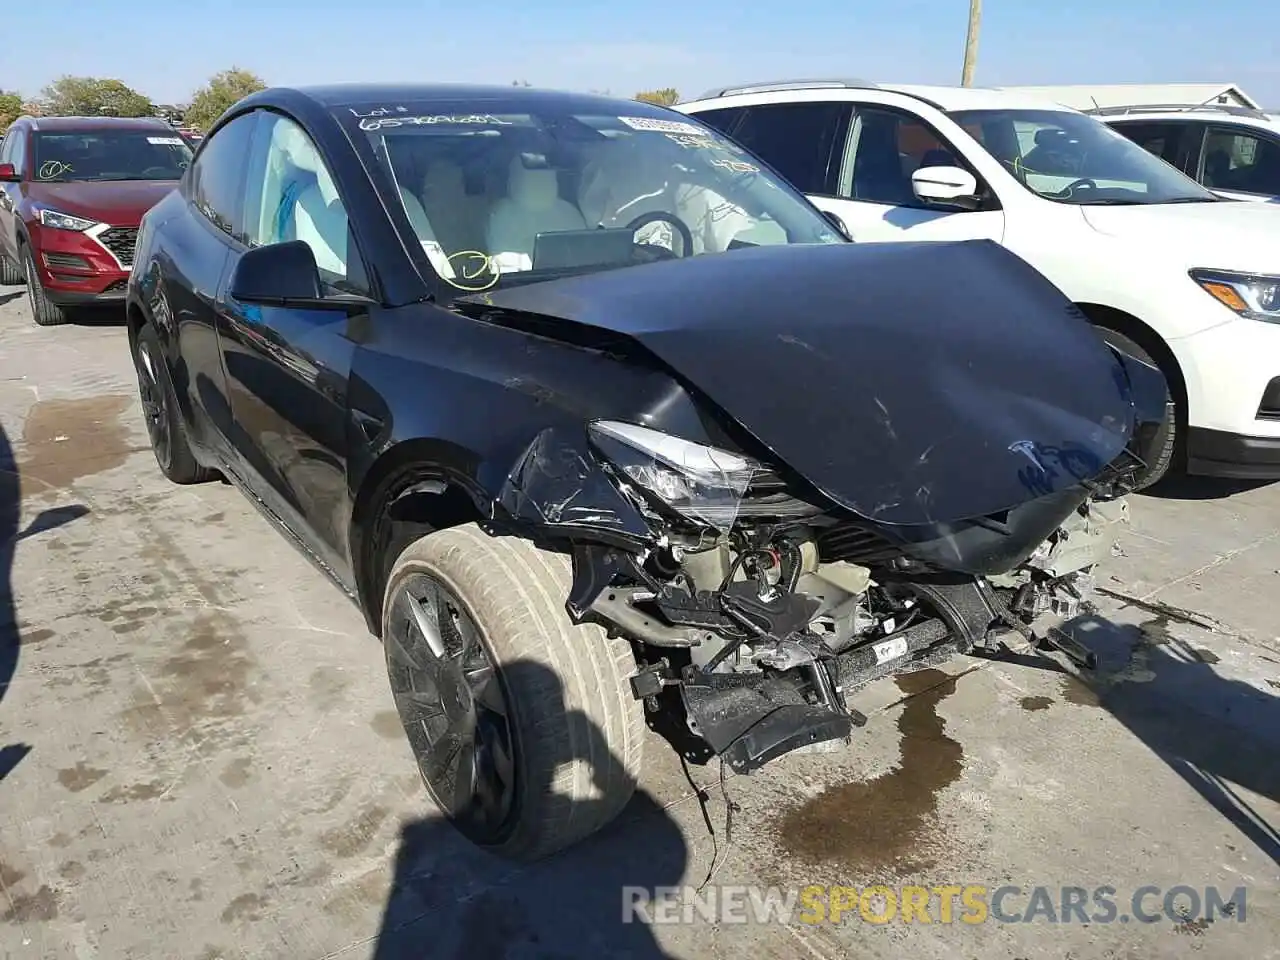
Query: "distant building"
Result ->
[[993, 83, 1260, 111]]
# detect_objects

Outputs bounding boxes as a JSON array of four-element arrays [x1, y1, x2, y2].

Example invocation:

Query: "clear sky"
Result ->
[[7, 0, 1279, 108]]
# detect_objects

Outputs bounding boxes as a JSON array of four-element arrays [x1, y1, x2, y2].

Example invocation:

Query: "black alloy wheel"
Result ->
[[385, 572, 518, 843], [133, 333, 172, 472]]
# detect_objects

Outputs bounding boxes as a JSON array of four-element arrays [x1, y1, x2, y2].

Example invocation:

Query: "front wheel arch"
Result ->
[[1076, 302, 1185, 485], [349, 441, 492, 634]]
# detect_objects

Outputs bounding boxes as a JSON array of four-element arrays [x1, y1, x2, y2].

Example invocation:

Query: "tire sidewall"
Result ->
[[380, 551, 531, 853]]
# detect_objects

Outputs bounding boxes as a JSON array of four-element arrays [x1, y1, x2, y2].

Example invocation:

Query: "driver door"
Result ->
[[215, 112, 363, 583], [812, 104, 1005, 244]]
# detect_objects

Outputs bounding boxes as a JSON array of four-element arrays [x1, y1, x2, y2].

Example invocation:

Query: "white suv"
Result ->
[[1090, 104, 1280, 203], [676, 80, 1280, 488]]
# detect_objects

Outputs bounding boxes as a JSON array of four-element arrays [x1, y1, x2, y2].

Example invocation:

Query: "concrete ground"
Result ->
[[0, 283, 1277, 960]]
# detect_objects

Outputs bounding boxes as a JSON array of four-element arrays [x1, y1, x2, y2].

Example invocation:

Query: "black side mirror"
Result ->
[[229, 240, 372, 313], [822, 209, 852, 241]]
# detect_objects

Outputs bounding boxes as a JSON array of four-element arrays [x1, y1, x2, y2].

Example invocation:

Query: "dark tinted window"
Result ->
[[188, 111, 259, 242], [1107, 121, 1190, 168], [723, 102, 851, 194], [1202, 127, 1280, 196], [693, 106, 745, 136]]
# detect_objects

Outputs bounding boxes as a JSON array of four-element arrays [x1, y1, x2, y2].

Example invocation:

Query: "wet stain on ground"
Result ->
[[1137, 616, 1171, 647], [190, 878, 205, 901], [99, 780, 168, 803], [1191, 648, 1220, 664], [57, 762, 108, 793], [219, 892, 269, 924], [219, 757, 252, 789], [0, 860, 27, 887], [319, 803, 391, 859], [1019, 695, 1054, 712], [59, 861, 86, 881], [47, 833, 71, 849], [774, 668, 966, 872], [204, 512, 225, 524], [18, 395, 138, 491], [372, 710, 403, 740], [308, 665, 351, 710], [1061, 675, 1102, 707], [22, 627, 55, 644], [1, 885, 59, 923]]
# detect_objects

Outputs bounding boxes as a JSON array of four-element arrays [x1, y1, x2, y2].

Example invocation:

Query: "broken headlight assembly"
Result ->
[[587, 420, 759, 531]]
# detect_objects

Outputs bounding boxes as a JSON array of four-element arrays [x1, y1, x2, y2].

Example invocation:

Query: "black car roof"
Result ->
[[274, 83, 674, 114]]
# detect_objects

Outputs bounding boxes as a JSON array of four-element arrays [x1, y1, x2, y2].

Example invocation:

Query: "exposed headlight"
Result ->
[[38, 207, 97, 232], [587, 420, 759, 530], [1190, 268, 1280, 323]]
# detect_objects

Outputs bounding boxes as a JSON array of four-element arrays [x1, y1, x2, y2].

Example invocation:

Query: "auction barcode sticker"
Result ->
[[147, 136, 185, 145], [618, 116, 706, 136]]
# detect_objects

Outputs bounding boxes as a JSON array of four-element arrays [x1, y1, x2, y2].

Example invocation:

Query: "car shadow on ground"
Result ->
[[0, 418, 89, 785], [369, 659, 688, 960], [1139, 473, 1275, 502], [0, 291, 25, 308], [1054, 612, 1280, 868]]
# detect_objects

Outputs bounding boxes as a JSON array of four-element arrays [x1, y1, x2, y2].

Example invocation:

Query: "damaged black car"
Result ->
[[126, 83, 1168, 862]]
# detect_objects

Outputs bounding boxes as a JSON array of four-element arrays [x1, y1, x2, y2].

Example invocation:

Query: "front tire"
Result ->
[[1096, 326, 1177, 490], [22, 246, 68, 327], [381, 523, 645, 862], [0, 253, 22, 285], [132, 323, 214, 484]]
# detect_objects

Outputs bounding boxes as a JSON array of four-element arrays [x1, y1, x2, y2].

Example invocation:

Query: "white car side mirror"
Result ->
[[911, 165, 979, 204]]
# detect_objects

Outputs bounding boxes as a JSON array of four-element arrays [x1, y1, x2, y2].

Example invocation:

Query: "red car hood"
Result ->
[[25, 180, 178, 227]]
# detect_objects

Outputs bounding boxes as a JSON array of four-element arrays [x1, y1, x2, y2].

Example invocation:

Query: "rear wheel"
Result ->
[[1096, 326, 1178, 490], [0, 253, 22, 285], [132, 322, 214, 484], [22, 245, 68, 327], [381, 523, 645, 862]]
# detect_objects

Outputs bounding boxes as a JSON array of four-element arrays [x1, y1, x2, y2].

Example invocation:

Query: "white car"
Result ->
[[676, 80, 1280, 488], [1089, 103, 1280, 203]]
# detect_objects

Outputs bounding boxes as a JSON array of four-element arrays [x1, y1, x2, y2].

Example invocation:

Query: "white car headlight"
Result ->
[[587, 420, 759, 530], [38, 207, 97, 232], [1191, 268, 1280, 323]]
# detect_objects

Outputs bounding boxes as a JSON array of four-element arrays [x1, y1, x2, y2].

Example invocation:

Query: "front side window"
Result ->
[[1201, 128, 1280, 196], [844, 106, 974, 207], [951, 108, 1219, 205], [336, 98, 844, 295], [31, 129, 191, 183], [188, 112, 259, 240], [242, 114, 362, 292]]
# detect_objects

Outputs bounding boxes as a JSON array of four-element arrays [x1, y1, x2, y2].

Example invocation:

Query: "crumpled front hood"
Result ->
[[462, 240, 1145, 526], [1082, 200, 1280, 274]]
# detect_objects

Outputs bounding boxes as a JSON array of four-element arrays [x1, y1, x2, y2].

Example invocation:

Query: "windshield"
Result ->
[[949, 108, 1219, 205], [340, 99, 844, 293], [32, 130, 193, 183]]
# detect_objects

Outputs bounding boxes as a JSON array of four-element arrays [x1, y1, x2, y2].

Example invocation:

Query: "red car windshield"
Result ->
[[32, 130, 193, 183]]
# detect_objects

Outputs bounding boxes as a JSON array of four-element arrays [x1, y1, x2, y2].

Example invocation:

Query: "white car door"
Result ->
[[809, 103, 1005, 244], [1200, 125, 1280, 203]]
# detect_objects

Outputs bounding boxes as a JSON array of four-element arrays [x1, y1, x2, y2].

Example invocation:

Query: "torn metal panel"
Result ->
[[496, 425, 654, 544]]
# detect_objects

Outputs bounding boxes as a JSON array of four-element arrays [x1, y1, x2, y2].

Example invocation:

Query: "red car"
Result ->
[[0, 115, 193, 325]]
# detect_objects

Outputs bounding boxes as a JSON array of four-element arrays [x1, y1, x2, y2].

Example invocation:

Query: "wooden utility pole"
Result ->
[[961, 0, 982, 86]]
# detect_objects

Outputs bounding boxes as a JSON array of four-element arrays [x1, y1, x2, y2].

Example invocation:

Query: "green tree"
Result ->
[[40, 76, 154, 117], [0, 90, 23, 133], [634, 88, 680, 106], [184, 68, 266, 132]]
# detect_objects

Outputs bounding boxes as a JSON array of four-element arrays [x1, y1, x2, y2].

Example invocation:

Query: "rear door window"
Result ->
[[721, 101, 851, 196]]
